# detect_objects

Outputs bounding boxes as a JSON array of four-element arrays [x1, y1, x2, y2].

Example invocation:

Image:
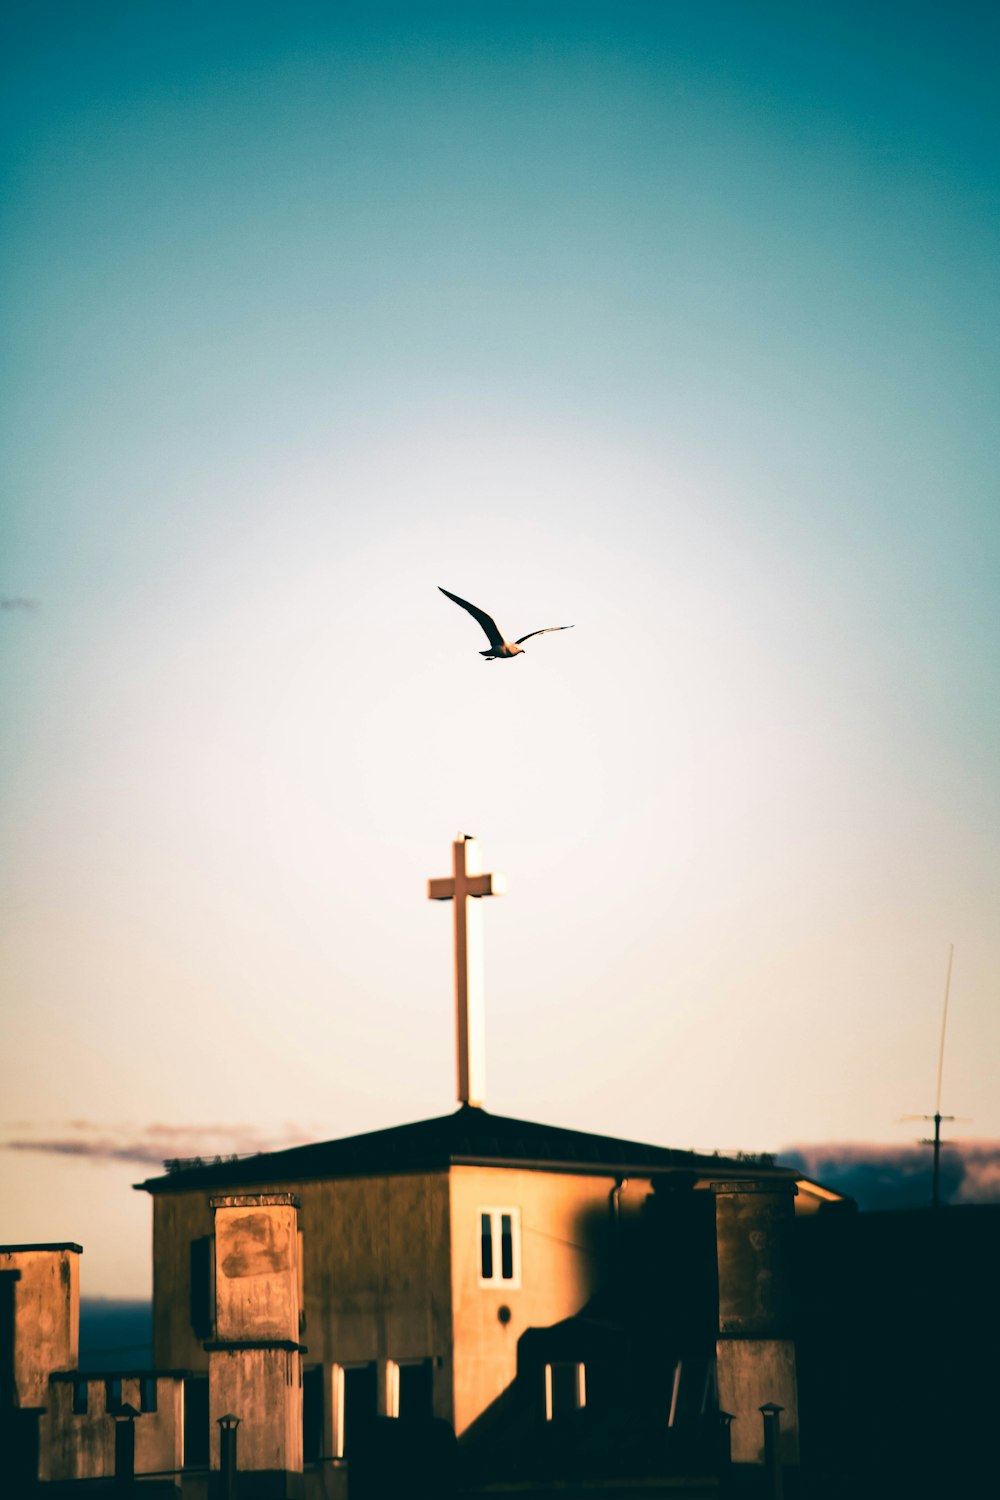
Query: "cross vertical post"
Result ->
[[428, 836, 506, 1107]]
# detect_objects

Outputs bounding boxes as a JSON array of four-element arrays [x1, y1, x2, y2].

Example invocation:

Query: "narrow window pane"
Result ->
[[183, 1376, 210, 1469], [398, 1360, 434, 1423], [302, 1366, 323, 1462], [342, 1364, 377, 1456], [500, 1214, 514, 1280], [480, 1213, 494, 1280], [548, 1362, 584, 1419], [189, 1236, 214, 1340]]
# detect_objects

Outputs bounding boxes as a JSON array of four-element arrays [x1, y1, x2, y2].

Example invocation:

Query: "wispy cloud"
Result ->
[[1, 1121, 316, 1169], [780, 1140, 1000, 1210]]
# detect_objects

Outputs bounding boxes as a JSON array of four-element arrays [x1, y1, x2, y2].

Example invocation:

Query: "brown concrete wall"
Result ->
[[153, 1166, 648, 1439], [716, 1338, 799, 1463], [0, 1246, 79, 1407], [153, 1173, 453, 1419], [213, 1195, 300, 1343], [448, 1166, 618, 1437], [299, 1172, 453, 1423], [209, 1347, 303, 1473], [712, 1181, 799, 1466], [151, 1191, 215, 1370], [42, 1377, 113, 1480], [135, 1376, 185, 1477], [40, 1374, 184, 1481], [715, 1188, 795, 1336]]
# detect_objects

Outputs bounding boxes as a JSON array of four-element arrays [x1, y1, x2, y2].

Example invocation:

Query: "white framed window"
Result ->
[[478, 1207, 521, 1287]]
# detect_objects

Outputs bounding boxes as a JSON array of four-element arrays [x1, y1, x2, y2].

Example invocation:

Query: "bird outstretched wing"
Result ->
[[438, 587, 506, 650], [514, 625, 575, 645]]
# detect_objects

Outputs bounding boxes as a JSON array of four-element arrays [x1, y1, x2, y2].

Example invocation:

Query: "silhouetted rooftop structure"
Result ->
[[137, 1104, 789, 1195]]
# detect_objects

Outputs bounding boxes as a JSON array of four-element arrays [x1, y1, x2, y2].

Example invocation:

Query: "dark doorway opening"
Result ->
[[343, 1362, 377, 1455], [183, 1374, 209, 1468], [303, 1364, 324, 1461], [399, 1359, 434, 1423]]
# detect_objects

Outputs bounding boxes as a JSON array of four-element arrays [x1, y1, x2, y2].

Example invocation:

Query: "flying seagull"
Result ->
[[438, 586, 574, 659]]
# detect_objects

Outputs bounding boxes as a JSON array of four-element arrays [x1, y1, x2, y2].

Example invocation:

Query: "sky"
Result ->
[[1, 1, 998, 1297]]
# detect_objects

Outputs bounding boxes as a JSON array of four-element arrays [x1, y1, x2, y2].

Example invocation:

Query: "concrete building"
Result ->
[[1, 1117, 835, 1494], [140, 1105, 833, 1456], [1, 839, 843, 1493], [0, 1243, 186, 1489]]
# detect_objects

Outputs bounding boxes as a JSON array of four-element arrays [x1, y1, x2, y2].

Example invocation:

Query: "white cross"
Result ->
[[428, 835, 506, 1108]]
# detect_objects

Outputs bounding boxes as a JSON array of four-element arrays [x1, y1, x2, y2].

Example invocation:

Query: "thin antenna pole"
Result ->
[[932, 943, 955, 1209], [935, 943, 954, 1115]]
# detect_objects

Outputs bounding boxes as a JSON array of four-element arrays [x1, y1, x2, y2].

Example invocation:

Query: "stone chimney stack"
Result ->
[[206, 1194, 304, 1494], [710, 1178, 800, 1471], [0, 1243, 82, 1492], [0, 1243, 81, 1410]]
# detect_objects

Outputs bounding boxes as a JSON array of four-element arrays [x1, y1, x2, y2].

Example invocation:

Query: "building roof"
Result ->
[[136, 1105, 795, 1196]]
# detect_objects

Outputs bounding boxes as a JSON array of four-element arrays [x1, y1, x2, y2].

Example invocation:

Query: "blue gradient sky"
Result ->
[[2, 2, 998, 1294]]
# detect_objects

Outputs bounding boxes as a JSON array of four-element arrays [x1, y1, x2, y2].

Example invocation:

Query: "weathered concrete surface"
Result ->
[[154, 1166, 629, 1441], [0, 1244, 80, 1407], [716, 1337, 799, 1464], [151, 1189, 216, 1369], [209, 1345, 303, 1474], [301, 1171, 453, 1427], [156, 1163, 805, 1453], [213, 1194, 301, 1344], [153, 1171, 455, 1427], [135, 1375, 184, 1477], [712, 1181, 799, 1466], [41, 1373, 183, 1481], [713, 1185, 794, 1337], [207, 1192, 304, 1487]]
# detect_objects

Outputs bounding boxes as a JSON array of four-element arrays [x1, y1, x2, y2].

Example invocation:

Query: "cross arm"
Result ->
[[428, 874, 506, 900]]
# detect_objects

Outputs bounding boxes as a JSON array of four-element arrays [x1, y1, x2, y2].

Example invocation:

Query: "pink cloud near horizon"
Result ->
[[781, 1139, 1000, 1210]]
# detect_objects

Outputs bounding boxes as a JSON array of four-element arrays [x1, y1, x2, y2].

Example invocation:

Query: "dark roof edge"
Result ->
[[0, 1243, 83, 1254], [133, 1160, 448, 1195], [448, 1154, 797, 1179], [136, 1155, 800, 1196], [131, 1105, 811, 1197]]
